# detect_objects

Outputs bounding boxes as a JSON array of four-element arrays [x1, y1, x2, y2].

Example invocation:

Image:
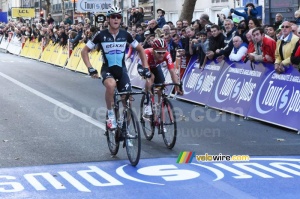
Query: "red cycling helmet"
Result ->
[[151, 38, 167, 52]]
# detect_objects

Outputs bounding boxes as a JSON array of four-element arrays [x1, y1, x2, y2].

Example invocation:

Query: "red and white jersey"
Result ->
[[139, 48, 174, 70]]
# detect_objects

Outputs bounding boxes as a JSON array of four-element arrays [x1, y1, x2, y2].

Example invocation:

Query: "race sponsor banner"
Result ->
[[206, 60, 266, 116], [247, 64, 300, 130], [40, 41, 54, 62], [48, 45, 61, 64], [127, 51, 145, 89], [177, 55, 225, 105], [76, 0, 113, 13], [6, 35, 22, 55], [76, 50, 96, 74], [90, 50, 103, 77], [20, 39, 30, 57], [55, 46, 69, 67], [66, 43, 85, 71], [0, 36, 9, 50]]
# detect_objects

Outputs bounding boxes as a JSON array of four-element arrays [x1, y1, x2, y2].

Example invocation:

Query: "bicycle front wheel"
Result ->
[[124, 108, 141, 166], [106, 113, 120, 155], [160, 98, 177, 149], [140, 94, 155, 140]]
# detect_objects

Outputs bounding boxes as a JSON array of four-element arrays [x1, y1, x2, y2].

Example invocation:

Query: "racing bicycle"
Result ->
[[105, 90, 146, 166], [140, 82, 182, 149]]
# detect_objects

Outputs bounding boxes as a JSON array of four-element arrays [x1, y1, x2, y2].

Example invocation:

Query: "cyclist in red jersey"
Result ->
[[137, 38, 182, 117]]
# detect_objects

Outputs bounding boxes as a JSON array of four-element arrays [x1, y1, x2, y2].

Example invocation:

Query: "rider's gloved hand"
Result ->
[[88, 67, 98, 76], [143, 68, 151, 78]]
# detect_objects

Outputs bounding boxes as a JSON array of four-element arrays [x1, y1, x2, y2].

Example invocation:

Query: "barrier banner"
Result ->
[[40, 41, 54, 62], [26, 40, 38, 58], [0, 36, 9, 50], [32, 40, 43, 60], [20, 39, 30, 57], [178, 55, 225, 105], [66, 43, 85, 71], [56, 46, 69, 67], [206, 60, 266, 116], [76, 50, 96, 74], [90, 50, 103, 77], [247, 64, 300, 130], [6, 35, 22, 55], [48, 44, 61, 64], [127, 51, 145, 89]]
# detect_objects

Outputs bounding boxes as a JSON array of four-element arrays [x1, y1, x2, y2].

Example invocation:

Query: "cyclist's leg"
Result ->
[[102, 70, 117, 110], [152, 66, 165, 103], [117, 67, 132, 107]]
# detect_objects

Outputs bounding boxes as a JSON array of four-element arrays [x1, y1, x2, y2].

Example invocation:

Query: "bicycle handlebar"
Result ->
[[150, 82, 183, 93]]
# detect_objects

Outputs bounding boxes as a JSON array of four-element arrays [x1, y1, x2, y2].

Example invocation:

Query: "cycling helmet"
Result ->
[[151, 38, 167, 52], [106, 6, 122, 17]]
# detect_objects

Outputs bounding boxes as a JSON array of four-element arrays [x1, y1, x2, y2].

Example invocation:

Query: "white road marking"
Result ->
[[0, 71, 106, 130]]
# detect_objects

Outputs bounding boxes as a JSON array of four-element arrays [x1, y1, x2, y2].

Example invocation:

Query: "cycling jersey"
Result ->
[[139, 48, 174, 70], [86, 29, 139, 68]]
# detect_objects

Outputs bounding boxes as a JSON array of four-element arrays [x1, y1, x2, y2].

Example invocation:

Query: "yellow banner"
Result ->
[[66, 42, 85, 71], [12, 8, 35, 18]]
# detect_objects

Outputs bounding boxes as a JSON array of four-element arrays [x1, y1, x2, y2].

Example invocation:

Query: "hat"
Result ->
[[157, 8, 165, 15], [246, 3, 255, 8]]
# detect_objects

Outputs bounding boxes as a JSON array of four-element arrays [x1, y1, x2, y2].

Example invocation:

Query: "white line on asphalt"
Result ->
[[0, 71, 106, 130]]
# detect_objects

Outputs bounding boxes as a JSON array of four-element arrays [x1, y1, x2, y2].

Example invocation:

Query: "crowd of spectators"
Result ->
[[2, 3, 300, 74]]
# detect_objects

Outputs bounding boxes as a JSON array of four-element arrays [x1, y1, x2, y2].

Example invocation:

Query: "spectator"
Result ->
[[246, 28, 255, 54], [229, 36, 248, 61], [248, 27, 276, 63], [167, 21, 174, 28], [267, 25, 277, 41], [69, 22, 83, 48], [136, 7, 144, 26], [182, 19, 189, 28], [169, 33, 185, 62], [162, 24, 171, 35], [129, 8, 136, 26], [274, 13, 283, 30], [47, 14, 54, 25], [199, 14, 213, 31], [39, 17, 45, 25], [230, 3, 258, 22], [217, 19, 236, 57], [156, 8, 166, 28], [136, 26, 146, 42], [176, 20, 183, 35], [148, 19, 159, 34], [64, 14, 73, 25], [206, 25, 226, 60], [292, 24, 298, 35], [295, 10, 300, 25], [274, 21, 299, 73], [58, 26, 68, 46]]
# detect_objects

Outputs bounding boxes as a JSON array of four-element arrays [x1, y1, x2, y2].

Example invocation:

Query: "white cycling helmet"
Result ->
[[106, 6, 122, 17]]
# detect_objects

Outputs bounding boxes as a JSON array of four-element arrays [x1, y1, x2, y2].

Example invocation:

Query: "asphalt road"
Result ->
[[1, 51, 300, 169]]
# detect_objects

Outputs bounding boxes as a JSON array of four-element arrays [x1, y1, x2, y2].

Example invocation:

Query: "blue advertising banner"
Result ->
[[206, 60, 266, 116], [247, 64, 300, 131], [178, 56, 226, 105]]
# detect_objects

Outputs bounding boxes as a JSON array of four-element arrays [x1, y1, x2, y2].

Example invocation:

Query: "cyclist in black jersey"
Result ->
[[81, 6, 150, 129]]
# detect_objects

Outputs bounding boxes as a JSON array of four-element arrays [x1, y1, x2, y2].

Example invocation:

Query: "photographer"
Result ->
[[230, 3, 258, 22]]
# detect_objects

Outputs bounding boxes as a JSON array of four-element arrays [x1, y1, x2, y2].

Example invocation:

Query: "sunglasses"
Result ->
[[155, 51, 166, 55], [281, 25, 290, 29], [110, 14, 122, 19]]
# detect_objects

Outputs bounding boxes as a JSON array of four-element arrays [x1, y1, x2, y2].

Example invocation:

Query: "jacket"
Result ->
[[275, 33, 299, 66], [251, 36, 276, 63]]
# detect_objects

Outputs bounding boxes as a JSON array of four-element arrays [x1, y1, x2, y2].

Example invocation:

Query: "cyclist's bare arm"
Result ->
[[81, 46, 99, 78], [135, 43, 149, 69], [169, 68, 183, 95]]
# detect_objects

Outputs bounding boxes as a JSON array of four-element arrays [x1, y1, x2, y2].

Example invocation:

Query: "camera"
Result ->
[[243, 55, 249, 63]]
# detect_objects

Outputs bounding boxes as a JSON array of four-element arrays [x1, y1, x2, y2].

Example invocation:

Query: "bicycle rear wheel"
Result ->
[[140, 94, 155, 140], [160, 98, 177, 149], [105, 112, 120, 155], [124, 108, 141, 166]]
